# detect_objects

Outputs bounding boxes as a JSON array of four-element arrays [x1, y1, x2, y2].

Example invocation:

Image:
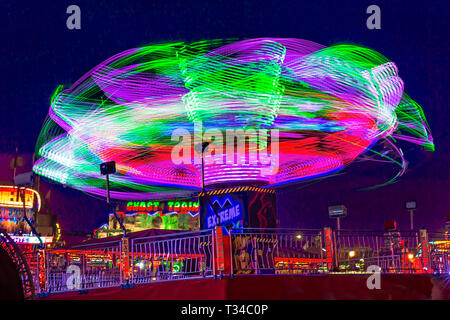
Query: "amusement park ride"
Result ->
[[1, 38, 449, 299]]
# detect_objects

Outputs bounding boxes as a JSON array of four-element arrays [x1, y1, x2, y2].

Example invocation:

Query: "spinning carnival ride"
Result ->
[[33, 38, 433, 199]]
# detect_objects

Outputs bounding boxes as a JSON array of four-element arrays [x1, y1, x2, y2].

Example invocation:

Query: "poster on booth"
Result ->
[[247, 191, 277, 229], [200, 192, 248, 230]]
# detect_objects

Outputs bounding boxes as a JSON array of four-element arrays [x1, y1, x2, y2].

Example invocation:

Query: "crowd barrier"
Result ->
[[131, 230, 214, 284], [229, 228, 326, 275], [26, 227, 449, 295]]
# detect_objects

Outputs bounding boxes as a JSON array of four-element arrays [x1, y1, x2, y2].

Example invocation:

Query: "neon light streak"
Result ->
[[33, 38, 433, 199]]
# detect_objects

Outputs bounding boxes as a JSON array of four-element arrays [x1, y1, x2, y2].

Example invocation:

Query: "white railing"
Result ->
[[131, 230, 214, 284], [229, 228, 326, 275], [332, 230, 423, 273], [40, 239, 122, 293], [25, 228, 449, 295]]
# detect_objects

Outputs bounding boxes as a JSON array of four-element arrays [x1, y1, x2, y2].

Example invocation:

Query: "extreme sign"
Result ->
[[202, 194, 246, 229]]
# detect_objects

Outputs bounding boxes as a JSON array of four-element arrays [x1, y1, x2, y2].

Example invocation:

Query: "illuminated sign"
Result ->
[[95, 198, 201, 238], [204, 196, 244, 229], [405, 201, 417, 210], [328, 205, 347, 218], [108, 210, 200, 232], [0, 207, 34, 222], [215, 226, 225, 271], [9, 235, 53, 244], [0, 185, 42, 234]]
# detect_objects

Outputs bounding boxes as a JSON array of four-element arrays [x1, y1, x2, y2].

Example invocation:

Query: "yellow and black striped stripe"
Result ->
[[197, 186, 275, 197]]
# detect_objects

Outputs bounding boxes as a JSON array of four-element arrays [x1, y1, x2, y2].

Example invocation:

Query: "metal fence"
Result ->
[[22, 250, 41, 294], [23, 228, 449, 295], [229, 228, 449, 275], [39, 239, 122, 293], [429, 232, 450, 274], [230, 228, 326, 275], [131, 230, 214, 284], [332, 230, 424, 273], [31, 230, 215, 294]]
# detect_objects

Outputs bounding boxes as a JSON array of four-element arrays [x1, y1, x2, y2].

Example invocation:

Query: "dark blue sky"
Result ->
[[1, 0, 448, 232]]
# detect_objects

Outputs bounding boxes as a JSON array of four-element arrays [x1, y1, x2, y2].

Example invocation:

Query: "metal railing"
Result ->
[[0, 230, 36, 299], [429, 232, 450, 274], [39, 239, 122, 293], [31, 230, 215, 294], [332, 230, 423, 273], [20, 228, 449, 296], [131, 230, 214, 284], [229, 228, 326, 275]]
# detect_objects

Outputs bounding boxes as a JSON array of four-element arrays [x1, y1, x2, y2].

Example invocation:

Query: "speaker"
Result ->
[[100, 161, 116, 175]]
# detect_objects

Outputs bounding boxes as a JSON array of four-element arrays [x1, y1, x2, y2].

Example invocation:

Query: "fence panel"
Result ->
[[428, 232, 450, 274], [333, 230, 426, 273], [230, 228, 325, 275], [131, 230, 214, 284], [42, 240, 122, 293], [25, 228, 450, 294]]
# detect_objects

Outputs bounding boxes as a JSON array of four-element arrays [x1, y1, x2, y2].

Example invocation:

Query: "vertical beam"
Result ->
[[323, 227, 335, 271], [121, 237, 131, 284], [214, 225, 231, 277], [419, 228, 431, 273]]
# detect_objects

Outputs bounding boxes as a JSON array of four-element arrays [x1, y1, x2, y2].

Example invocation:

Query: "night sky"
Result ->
[[1, 0, 448, 232]]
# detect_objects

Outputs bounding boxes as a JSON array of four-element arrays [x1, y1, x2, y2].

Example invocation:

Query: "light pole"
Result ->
[[195, 141, 221, 226], [199, 142, 209, 192], [195, 140, 225, 278], [100, 161, 126, 237]]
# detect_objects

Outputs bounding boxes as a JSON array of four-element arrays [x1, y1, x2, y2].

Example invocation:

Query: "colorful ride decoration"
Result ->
[[33, 38, 433, 199]]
